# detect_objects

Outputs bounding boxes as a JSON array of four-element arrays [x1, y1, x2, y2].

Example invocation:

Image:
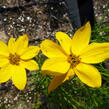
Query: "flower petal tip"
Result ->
[[17, 87, 25, 91], [22, 34, 29, 40], [89, 78, 102, 88], [95, 81, 102, 88], [22, 34, 28, 37], [40, 40, 49, 49], [14, 83, 26, 91], [55, 31, 69, 39], [85, 21, 91, 28], [48, 85, 53, 94], [55, 31, 65, 36]]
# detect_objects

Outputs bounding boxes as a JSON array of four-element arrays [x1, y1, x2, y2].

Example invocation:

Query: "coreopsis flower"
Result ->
[[0, 34, 40, 90], [41, 22, 109, 93]]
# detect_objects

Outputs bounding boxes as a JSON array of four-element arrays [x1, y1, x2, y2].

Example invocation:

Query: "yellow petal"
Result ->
[[40, 39, 67, 58], [48, 75, 66, 93], [56, 32, 72, 55], [20, 60, 39, 71], [8, 37, 16, 54], [0, 56, 9, 67], [42, 58, 70, 76], [66, 68, 75, 80], [0, 65, 11, 83], [15, 34, 29, 55], [20, 46, 40, 60], [80, 43, 109, 64], [48, 68, 75, 93], [0, 40, 9, 56], [71, 22, 91, 55], [75, 63, 101, 88], [11, 65, 27, 90]]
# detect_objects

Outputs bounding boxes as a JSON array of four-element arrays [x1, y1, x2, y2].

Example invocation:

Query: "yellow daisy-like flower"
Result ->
[[0, 34, 40, 90], [41, 22, 109, 93]]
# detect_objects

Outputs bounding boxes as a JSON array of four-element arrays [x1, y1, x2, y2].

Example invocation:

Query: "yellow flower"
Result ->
[[0, 34, 40, 90], [41, 22, 109, 93]]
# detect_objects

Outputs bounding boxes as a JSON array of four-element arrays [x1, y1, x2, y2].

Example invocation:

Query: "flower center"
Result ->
[[9, 53, 20, 65], [68, 54, 81, 68]]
